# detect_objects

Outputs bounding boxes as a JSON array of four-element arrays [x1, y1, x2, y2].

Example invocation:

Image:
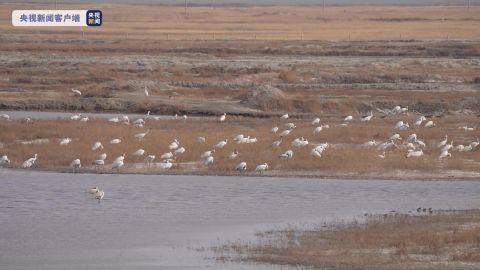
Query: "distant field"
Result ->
[[1, 4, 480, 41]]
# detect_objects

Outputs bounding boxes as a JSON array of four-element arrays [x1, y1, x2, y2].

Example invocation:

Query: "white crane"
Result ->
[[313, 126, 323, 134], [311, 148, 322, 158], [201, 150, 215, 159], [343, 115, 353, 122], [291, 137, 308, 147], [219, 113, 226, 122], [279, 150, 294, 159], [279, 129, 292, 137], [280, 114, 289, 119], [0, 114, 11, 121], [271, 127, 279, 134], [414, 116, 426, 127], [312, 117, 320, 125], [108, 117, 119, 123], [361, 112, 373, 122], [159, 160, 173, 169], [98, 153, 107, 161], [112, 158, 124, 171], [255, 163, 268, 173], [134, 130, 149, 141], [92, 159, 105, 166], [145, 155, 155, 166], [22, 154, 38, 168], [363, 140, 378, 147], [168, 139, 179, 150], [161, 152, 173, 159], [0, 155, 10, 165], [144, 86, 149, 96], [70, 159, 81, 172], [378, 151, 386, 159], [235, 161, 247, 171], [228, 149, 239, 159], [94, 189, 104, 200], [424, 120, 435, 128], [70, 113, 81, 120], [89, 187, 99, 194], [133, 149, 145, 156], [80, 116, 89, 122], [92, 141, 103, 151], [285, 122, 296, 129], [197, 137, 206, 143], [71, 88, 82, 96], [406, 149, 423, 158], [59, 138, 72, 145], [407, 134, 417, 142], [110, 138, 121, 144], [438, 150, 451, 160], [272, 138, 282, 147], [174, 147, 186, 155], [438, 135, 448, 148], [215, 139, 228, 149], [204, 156, 214, 165], [389, 134, 402, 141]]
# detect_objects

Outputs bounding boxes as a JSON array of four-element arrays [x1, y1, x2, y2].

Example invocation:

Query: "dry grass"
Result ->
[[1, 4, 480, 41], [216, 209, 480, 270], [0, 113, 479, 177]]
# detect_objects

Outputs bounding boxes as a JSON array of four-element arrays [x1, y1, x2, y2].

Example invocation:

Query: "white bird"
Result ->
[[197, 137, 206, 143], [71, 88, 82, 96], [378, 151, 386, 159], [312, 117, 320, 125], [0, 155, 11, 165], [280, 114, 289, 119], [235, 161, 247, 171], [174, 147, 186, 155], [313, 126, 323, 134], [361, 112, 373, 122], [255, 163, 268, 173], [122, 115, 130, 123], [204, 156, 214, 165], [414, 116, 426, 127], [108, 117, 119, 123], [279, 150, 293, 159], [182, 114, 187, 121], [59, 138, 72, 145], [285, 123, 296, 129], [92, 141, 103, 151], [343, 115, 353, 122], [454, 144, 465, 152], [272, 139, 282, 147], [438, 150, 451, 160], [134, 130, 149, 141], [70, 159, 81, 171], [132, 118, 144, 126], [314, 143, 329, 153], [378, 140, 398, 151], [228, 149, 239, 159], [92, 159, 105, 165], [133, 149, 145, 156], [311, 148, 322, 158], [98, 153, 107, 160], [94, 190, 104, 200], [234, 134, 245, 142], [161, 152, 174, 159], [279, 129, 292, 137], [144, 86, 149, 96], [407, 134, 417, 142], [22, 154, 38, 168], [215, 139, 228, 149], [80, 116, 89, 122], [364, 140, 378, 147], [168, 139, 179, 150], [406, 149, 423, 158], [291, 137, 308, 147], [219, 113, 226, 122], [389, 134, 402, 141], [89, 187, 99, 194], [0, 114, 11, 121], [415, 139, 426, 148], [110, 138, 121, 144], [424, 120, 435, 128], [112, 159, 124, 170], [469, 139, 479, 149], [441, 141, 454, 152], [271, 127, 279, 134], [70, 114, 81, 120], [201, 150, 215, 159], [145, 155, 155, 165], [438, 135, 448, 148], [159, 160, 173, 169]]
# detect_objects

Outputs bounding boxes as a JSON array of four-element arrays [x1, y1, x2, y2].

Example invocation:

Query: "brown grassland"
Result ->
[[0, 113, 479, 178], [215, 209, 480, 270]]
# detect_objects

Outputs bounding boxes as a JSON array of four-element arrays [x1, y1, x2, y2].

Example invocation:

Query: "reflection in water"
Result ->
[[0, 170, 479, 270]]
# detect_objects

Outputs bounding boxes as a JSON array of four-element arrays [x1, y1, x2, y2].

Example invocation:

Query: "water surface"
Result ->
[[0, 170, 479, 270]]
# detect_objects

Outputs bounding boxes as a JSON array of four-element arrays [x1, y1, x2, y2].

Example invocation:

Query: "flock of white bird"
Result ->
[[0, 104, 479, 175]]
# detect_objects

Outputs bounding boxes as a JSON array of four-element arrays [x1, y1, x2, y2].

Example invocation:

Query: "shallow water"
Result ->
[[0, 170, 479, 270]]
